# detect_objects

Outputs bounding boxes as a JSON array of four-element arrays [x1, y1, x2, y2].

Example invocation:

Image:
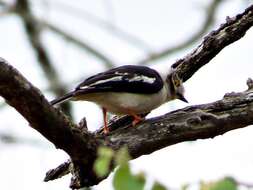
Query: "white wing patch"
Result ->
[[115, 72, 156, 84], [79, 76, 123, 89], [128, 75, 156, 84], [79, 73, 156, 90]]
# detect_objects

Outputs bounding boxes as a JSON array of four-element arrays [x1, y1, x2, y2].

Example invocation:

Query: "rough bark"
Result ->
[[0, 3, 253, 190], [0, 59, 100, 187], [107, 85, 253, 158], [172, 5, 253, 81]]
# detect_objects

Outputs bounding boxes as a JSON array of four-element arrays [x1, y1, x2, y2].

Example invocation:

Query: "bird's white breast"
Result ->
[[75, 85, 169, 115]]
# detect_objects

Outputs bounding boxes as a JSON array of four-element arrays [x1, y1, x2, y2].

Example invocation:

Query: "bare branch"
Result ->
[[42, 21, 115, 69], [0, 58, 101, 187], [0, 58, 95, 154], [0, 1, 15, 16], [0, 132, 45, 146], [45, 79, 253, 186], [172, 4, 253, 82], [47, 0, 152, 52], [14, 0, 72, 115], [44, 160, 72, 182], [107, 84, 253, 157], [43, 4, 253, 187], [0, 0, 7, 6], [136, 0, 224, 65]]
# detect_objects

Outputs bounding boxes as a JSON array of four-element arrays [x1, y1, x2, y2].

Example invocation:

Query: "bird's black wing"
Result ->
[[75, 65, 164, 94]]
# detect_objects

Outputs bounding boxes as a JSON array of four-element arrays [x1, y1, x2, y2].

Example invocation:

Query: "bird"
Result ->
[[50, 65, 187, 134]]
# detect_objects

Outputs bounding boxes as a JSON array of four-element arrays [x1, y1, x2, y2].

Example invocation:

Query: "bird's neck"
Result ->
[[164, 81, 176, 101]]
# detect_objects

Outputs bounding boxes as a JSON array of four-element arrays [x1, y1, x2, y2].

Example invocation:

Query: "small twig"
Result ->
[[247, 78, 253, 89], [136, 0, 224, 65], [0, 1, 15, 16], [172, 3, 253, 82], [42, 21, 115, 69], [78, 117, 88, 132], [0, 0, 7, 6], [43, 0, 152, 52], [14, 0, 72, 116], [44, 160, 72, 182], [0, 132, 46, 147]]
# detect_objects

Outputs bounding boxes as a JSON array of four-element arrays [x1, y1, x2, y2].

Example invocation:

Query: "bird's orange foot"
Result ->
[[102, 107, 109, 134], [132, 114, 144, 126], [103, 125, 109, 134]]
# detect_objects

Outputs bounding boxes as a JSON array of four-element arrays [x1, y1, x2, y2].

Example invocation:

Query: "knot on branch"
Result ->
[[223, 91, 241, 98], [223, 78, 253, 98], [78, 117, 88, 132], [44, 160, 71, 182], [186, 111, 218, 126], [247, 78, 253, 90]]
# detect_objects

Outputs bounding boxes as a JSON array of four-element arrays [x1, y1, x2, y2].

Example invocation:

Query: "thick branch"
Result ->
[[44, 4, 253, 187], [172, 4, 253, 81], [106, 87, 253, 158], [137, 0, 224, 65], [0, 58, 100, 187], [45, 80, 253, 186]]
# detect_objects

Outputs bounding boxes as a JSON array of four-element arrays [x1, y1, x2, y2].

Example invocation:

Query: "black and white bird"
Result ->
[[51, 65, 187, 133]]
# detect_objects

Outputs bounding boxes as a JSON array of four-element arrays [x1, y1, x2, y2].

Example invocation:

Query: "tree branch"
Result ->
[[14, 0, 72, 115], [42, 21, 115, 69], [107, 82, 253, 157], [0, 58, 101, 187], [44, 4, 253, 188], [48, 0, 152, 52], [136, 0, 224, 65], [172, 4, 253, 81], [0, 3, 253, 189]]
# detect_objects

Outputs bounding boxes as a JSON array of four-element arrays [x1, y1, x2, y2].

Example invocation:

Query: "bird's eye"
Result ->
[[173, 79, 181, 88]]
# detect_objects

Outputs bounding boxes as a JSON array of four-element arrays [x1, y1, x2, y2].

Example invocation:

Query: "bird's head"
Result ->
[[166, 72, 188, 103]]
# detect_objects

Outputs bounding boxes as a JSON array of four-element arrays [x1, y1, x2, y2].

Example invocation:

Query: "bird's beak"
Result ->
[[178, 94, 188, 103]]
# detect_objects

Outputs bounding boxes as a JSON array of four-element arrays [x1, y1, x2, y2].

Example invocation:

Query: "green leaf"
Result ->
[[93, 157, 110, 177], [151, 181, 167, 190], [93, 147, 114, 177], [113, 163, 145, 190], [181, 184, 189, 190], [115, 147, 131, 165], [209, 177, 237, 190], [98, 146, 114, 158], [200, 177, 237, 190]]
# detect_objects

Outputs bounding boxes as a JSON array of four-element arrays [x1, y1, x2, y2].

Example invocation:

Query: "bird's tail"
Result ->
[[50, 91, 75, 105]]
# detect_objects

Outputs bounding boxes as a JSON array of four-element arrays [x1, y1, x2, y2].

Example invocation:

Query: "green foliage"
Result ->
[[181, 184, 189, 190], [200, 177, 237, 190], [115, 147, 131, 165], [113, 162, 146, 190], [93, 147, 114, 178], [93, 146, 240, 190], [113, 147, 145, 190], [151, 181, 167, 190]]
